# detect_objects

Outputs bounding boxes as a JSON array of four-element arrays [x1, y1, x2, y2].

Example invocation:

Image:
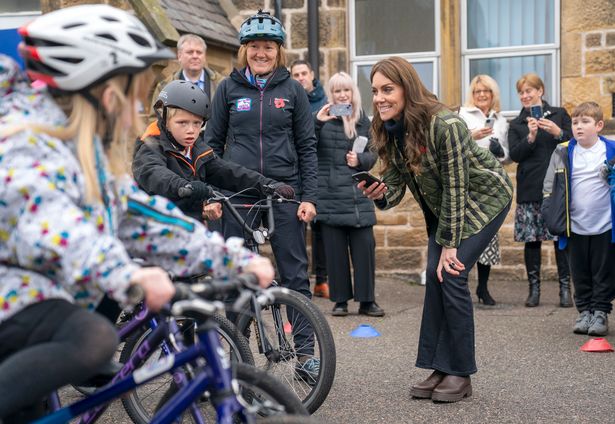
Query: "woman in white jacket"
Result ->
[[0, 6, 272, 421], [458, 74, 510, 305]]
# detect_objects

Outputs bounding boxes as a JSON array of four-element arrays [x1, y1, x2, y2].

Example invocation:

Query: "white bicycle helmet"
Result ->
[[18, 4, 173, 92]]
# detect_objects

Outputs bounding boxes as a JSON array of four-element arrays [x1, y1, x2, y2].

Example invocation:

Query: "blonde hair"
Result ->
[[326, 72, 362, 139], [464, 74, 502, 113], [237, 42, 287, 70], [572, 101, 604, 122], [5, 71, 153, 203], [516, 73, 545, 94]]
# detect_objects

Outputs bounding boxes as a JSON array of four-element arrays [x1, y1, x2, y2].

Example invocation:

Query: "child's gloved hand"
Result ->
[[599, 157, 615, 183], [178, 181, 213, 201]]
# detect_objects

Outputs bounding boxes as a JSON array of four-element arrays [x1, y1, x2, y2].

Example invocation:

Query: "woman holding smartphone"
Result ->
[[458, 75, 510, 306], [508, 73, 573, 308], [314, 72, 382, 317], [361, 57, 512, 402]]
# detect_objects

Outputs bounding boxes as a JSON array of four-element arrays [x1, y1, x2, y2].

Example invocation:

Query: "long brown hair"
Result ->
[[370, 57, 444, 173]]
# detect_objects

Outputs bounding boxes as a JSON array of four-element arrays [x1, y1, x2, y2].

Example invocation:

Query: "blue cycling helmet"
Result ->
[[239, 10, 286, 45]]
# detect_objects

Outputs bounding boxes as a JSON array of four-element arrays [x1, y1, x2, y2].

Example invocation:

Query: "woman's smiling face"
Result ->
[[371, 71, 405, 121]]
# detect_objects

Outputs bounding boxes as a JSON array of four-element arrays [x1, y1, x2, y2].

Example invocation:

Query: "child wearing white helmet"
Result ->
[[0, 5, 273, 421]]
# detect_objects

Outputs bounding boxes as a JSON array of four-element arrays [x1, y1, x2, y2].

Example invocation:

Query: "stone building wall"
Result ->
[[561, 0, 615, 120], [229, 0, 348, 81]]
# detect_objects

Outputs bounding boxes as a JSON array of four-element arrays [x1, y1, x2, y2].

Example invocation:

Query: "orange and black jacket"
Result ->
[[133, 122, 277, 221]]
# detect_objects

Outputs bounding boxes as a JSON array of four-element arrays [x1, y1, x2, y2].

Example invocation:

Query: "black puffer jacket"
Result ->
[[204, 67, 317, 204], [133, 122, 276, 221], [508, 101, 572, 203], [314, 112, 376, 227]]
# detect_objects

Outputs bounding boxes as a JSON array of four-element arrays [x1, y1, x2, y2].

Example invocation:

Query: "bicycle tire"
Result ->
[[120, 313, 254, 424], [235, 288, 336, 413], [156, 362, 308, 422]]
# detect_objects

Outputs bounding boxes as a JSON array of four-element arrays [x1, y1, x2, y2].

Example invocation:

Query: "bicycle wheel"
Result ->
[[156, 362, 308, 422], [120, 313, 254, 424], [235, 288, 336, 413]]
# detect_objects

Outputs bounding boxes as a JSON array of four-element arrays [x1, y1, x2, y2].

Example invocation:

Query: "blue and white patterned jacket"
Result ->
[[0, 55, 256, 323]]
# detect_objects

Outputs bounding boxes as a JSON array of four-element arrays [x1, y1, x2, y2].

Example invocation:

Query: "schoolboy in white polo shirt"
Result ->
[[542, 101, 615, 336]]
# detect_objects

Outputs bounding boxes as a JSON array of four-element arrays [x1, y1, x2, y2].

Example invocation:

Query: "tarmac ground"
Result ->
[[61, 276, 615, 423]]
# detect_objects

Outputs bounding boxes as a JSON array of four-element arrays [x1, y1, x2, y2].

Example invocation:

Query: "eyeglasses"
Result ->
[[473, 89, 492, 95]]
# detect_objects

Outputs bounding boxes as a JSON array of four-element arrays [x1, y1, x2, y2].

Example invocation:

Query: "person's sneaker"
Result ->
[[573, 310, 593, 334], [588, 311, 609, 336], [358, 302, 385, 317], [332, 302, 348, 316], [313, 282, 330, 299], [295, 357, 320, 386]]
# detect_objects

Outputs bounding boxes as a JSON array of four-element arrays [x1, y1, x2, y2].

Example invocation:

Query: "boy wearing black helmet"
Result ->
[[133, 79, 294, 224]]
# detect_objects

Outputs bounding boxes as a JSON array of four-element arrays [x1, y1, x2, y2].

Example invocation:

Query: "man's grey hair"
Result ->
[[177, 34, 207, 52]]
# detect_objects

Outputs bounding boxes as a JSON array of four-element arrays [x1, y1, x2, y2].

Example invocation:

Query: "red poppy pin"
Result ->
[[274, 98, 286, 109]]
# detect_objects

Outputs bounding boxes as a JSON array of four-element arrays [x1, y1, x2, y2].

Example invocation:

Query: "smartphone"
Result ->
[[530, 104, 543, 120], [484, 117, 495, 129], [330, 103, 353, 117], [352, 136, 368, 153], [352, 171, 382, 186]]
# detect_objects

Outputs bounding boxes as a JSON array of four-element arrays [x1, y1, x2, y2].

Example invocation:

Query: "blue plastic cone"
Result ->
[[350, 324, 380, 338]]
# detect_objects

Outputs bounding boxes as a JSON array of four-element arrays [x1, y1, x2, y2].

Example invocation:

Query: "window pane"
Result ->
[[0, 0, 40, 13], [469, 54, 553, 112], [354, 0, 435, 56], [357, 62, 434, 115], [467, 0, 554, 49]]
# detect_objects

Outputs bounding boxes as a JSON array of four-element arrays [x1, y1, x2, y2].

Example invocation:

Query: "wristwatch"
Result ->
[[555, 130, 564, 141]]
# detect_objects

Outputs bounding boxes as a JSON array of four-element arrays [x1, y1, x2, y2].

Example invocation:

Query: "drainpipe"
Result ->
[[274, 0, 282, 20], [307, 0, 319, 80]]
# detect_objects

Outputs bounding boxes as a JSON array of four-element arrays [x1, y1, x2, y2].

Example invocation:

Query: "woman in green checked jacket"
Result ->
[[360, 57, 512, 403]]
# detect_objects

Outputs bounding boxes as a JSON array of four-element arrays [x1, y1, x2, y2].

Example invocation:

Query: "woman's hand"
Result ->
[[244, 256, 275, 288], [527, 117, 539, 143], [202, 202, 222, 221], [436, 247, 466, 283], [538, 118, 561, 137], [471, 127, 493, 140], [346, 151, 359, 167], [130, 267, 175, 312], [297, 201, 317, 222], [358, 180, 387, 201], [316, 104, 336, 122]]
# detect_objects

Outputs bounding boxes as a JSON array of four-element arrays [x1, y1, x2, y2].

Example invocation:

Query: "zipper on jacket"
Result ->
[[259, 90, 264, 174], [169, 151, 196, 176], [564, 166, 570, 237]]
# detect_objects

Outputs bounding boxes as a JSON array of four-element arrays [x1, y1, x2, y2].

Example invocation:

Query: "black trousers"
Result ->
[[221, 197, 313, 355], [320, 224, 376, 303], [310, 221, 328, 284], [416, 205, 509, 376], [568, 230, 615, 314]]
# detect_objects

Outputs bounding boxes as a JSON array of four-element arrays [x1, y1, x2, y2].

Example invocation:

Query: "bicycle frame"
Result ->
[[37, 312, 247, 424]]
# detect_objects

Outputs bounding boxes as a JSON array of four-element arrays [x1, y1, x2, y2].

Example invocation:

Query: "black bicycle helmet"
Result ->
[[155, 80, 211, 121], [239, 10, 286, 45]]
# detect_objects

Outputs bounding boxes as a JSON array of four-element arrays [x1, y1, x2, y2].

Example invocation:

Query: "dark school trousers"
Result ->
[[416, 205, 509, 376], [320, 224, 376, 303], [568, 230, 615, 314]]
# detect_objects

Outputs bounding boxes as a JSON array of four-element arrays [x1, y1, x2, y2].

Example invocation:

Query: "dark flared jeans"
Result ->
[[416, 205, 509, 376]]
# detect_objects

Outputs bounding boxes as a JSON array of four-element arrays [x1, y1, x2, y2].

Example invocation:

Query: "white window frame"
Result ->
[[461, 0, 560, 117], [349, 0, 441, 97]]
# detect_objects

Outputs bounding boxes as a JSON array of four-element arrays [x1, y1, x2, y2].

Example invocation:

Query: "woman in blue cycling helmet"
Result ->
[[204, 9, 320, 379]]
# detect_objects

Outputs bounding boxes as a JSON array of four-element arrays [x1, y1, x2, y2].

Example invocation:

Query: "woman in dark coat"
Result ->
[[508, 73, 573, 308], [314, 72, 382, 317]]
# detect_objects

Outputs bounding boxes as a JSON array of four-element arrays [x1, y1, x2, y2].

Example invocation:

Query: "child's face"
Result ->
[[572, 114, 604, 146], [167, 109, 204, 148]]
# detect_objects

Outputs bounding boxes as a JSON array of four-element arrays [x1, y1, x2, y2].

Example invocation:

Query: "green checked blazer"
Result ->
[[378, 109, 513, 248]]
